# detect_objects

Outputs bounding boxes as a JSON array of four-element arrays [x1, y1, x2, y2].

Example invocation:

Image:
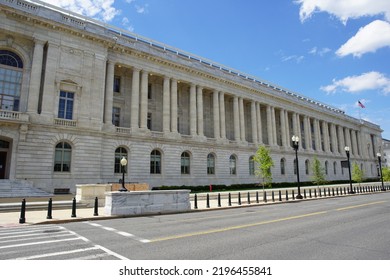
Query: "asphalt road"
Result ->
[[2, 192, 390, 260]]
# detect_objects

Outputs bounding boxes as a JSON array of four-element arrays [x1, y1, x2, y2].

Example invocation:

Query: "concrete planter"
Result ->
[[104, 190, 191, 216]]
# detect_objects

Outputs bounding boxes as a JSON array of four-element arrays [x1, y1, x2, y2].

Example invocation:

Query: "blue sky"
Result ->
[[35, 0, 390, 139]]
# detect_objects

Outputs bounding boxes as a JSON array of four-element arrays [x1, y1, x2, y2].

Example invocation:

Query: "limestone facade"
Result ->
[[0, 0, 383, 193]]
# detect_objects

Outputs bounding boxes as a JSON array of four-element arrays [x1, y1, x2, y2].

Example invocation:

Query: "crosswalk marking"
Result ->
[[0, 225, 128, 260]]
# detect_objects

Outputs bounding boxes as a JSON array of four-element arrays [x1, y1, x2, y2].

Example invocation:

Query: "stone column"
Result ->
[[103, 60, 115, 124], [41, 42, 59, 118], [271, 107, 277, 146], [239, 97, 245, 141], [251, 101, 257, 144], [196, 86, 204, 136], [280, 109, 287, 147], [338, 125, 345, 152], [314, 119, 321, 152], [292, 112, 298, 138], [27, 39, 45, 113], [170, 78, 178, 133], [323, 121, 330, 153], [345, 128, 352, 155], [330, 123, 337, 154], [190, 84, 197, 136], [266, 105, 273, 146], [162, 76, 171, 133], [304, 116, 311, 150], [256, 103, 263, 144], [351, 130, 358, 157], [233, 96, 240, 141], [219, 92, 226, 139], [284, 110, 290, 147], [213, 90, 220, 139], [131, 68, 140, 129], [139, 70, 149, 130]]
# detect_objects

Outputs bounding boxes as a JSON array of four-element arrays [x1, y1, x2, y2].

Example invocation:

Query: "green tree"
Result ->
[[311, 156, 325, 186], [253, 146, 274, 190], [352, 162, 364, 185], [382, 167, 390, 182]]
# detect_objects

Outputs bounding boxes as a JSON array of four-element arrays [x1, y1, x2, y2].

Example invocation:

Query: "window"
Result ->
[[249, 156, 255, 176], [333, 161, 337, 175], [150, 149, 161, 174], [0, 50, 23, 111], [113, 76, 121, 93], [147, 113, 152, 130], [230, 155, 237, 175], [58, 91, 74, 120], [294, 159, 297, 175], [148, 83, 152, 99], [181, 152, 190, 174], [112, 107, 121, 126], [305, 160, 310, 175], [54, 142, 71, 172], [114, 147, 127, 173], [207, 153, 215, 175], [325, 161, 329, 175], [280, 158, 286, 175]]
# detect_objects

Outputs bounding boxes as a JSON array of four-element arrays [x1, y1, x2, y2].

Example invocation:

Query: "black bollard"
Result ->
[[71, 197, 77, 218], [263, 191, 267, 203], [304, 189, 306, 199], [47, 198, 53, 219], [279, 190, 282, 201], [272, 191, 275, 202], [228, 193, 232, 206], [93, 197, 99, 216], [314, 189, 317, 198], [206, 193, 210, 208], [309, 189, 312, 198], [256, 191, 259, 203], [19, 198, 26, 224], [194, 194, 198, 209], [247, 192, 251, 204], [218, 193, 221, 207], [292, 190, 295, 200], [286, 190, 289, 201], [238, 192, 241, 205], [328, 188, 331, 196]]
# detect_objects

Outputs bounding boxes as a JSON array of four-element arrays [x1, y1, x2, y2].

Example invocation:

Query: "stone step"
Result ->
[[0, 180, 52, 198]]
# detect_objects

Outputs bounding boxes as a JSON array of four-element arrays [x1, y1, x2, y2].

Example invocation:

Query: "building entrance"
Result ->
[[0, 139, 10, 179]]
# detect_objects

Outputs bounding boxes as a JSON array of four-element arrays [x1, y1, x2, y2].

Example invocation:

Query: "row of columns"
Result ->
[[102, 62, 366, 158]]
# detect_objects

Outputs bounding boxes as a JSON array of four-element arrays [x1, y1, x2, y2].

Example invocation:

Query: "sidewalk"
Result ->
[[0, 183, 387, 227]]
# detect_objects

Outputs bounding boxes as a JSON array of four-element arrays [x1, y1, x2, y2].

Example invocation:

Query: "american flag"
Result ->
[[358, 100, 365, 108]]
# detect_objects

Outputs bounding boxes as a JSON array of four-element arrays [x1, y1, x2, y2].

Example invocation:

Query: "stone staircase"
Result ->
[[0, 180, 52, 198]]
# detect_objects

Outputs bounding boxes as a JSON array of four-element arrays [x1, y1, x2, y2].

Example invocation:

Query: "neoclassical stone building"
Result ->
[[0, 0, 383, 193]]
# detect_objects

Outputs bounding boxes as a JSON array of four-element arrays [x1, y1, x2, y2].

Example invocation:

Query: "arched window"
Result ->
[[229, 155, 237, 175], [249, 156, 255, 176], [305, 160, 310, 175], [115, 147, 127, 173], [280, 158, 286, 175], [54, 142, 72, 172], [181, 151, 190, 174], [150, 149, 161, 174], [0, 50, 23, 111], [207, 153, 215, 175]]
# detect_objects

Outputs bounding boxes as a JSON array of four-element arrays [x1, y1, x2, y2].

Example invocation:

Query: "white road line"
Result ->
[[0, 232, 72, 244], [0, 230, 67, 240], [85, 221, 151, 243], [14, 247, 100, 260], [0, 237, 81, 250], [94, 245, 129, 260], [74, 253, 111, 260]]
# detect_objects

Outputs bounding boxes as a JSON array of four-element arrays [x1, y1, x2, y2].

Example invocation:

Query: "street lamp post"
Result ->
[[377, 153, 385, 191], [119, 157, 128, 192], [344, 146, 354, 194], [292, 135, 303, 199]]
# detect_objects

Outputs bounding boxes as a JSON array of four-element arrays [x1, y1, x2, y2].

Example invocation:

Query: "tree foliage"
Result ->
[[253, 146, 274, 189], [311, 156, 326, 186], [382, 167, 390, 182], [352, 162, 364, 184]]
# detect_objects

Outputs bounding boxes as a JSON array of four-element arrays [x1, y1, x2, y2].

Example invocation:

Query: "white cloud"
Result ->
[[336, 20, 390, 57], [281, 55, 304, 63], [136, 4, 149, 14], [309, 47, 331, 56], [321, 71, 390, 95], [37, 0, 120, 22], [296, 0, 390, 24], [122, 17, 134, 32]]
